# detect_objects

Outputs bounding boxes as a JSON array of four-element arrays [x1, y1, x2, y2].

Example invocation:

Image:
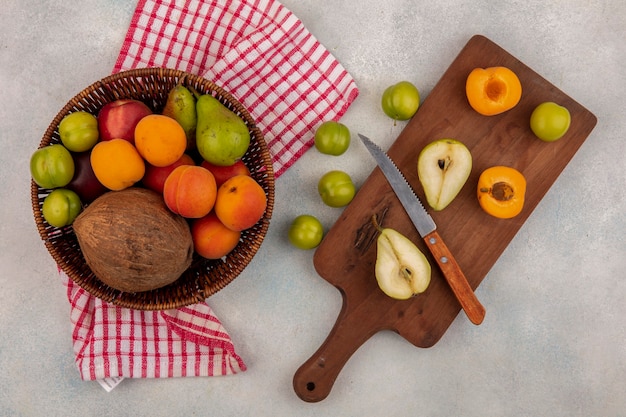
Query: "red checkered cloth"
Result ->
[[65, 0, 358, 383]]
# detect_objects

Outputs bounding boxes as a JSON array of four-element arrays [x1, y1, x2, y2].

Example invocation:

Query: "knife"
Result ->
[[358, 133, 485, 325]]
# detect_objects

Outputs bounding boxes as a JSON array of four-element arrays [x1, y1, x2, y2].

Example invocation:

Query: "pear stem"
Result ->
[[371, 214, 384, 233]]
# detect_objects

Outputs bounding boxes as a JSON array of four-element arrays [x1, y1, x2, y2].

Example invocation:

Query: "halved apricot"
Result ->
[[466, 66, 522, 116]]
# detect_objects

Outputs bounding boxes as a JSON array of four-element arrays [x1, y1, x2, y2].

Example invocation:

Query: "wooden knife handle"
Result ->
[[424, 230, 486, 325]]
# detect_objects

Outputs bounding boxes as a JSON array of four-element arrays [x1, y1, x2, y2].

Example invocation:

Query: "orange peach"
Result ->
[[163, 165, 217, 218], [214, 175, 267, 231], [200, 159, 250, 187], [143, 153, 195, 193], [191, 212, 241, 259]]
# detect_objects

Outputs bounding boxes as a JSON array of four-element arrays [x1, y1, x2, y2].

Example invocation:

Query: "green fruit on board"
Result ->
[[530, 101, 571, 142], [196, 94, 250, 166], [162, 83, 198, 150]]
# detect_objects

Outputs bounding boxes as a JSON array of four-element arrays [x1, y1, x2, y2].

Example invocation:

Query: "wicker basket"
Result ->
[[31, 68, 275, 310]]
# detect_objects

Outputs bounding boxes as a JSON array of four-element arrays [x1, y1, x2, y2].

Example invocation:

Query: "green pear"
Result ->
[[195, 94, 250, 166], [162, 82, 198, 150], [417, 138, 472, 211], [373, 217, 431, 300]]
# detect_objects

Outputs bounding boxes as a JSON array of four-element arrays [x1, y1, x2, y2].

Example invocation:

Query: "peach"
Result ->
[[191, 212, 241, 259], [97, 99, 153, 143], [143, 153, 195, 193], [214, 175, 267, 231], [200, 159, 250, 187], [163, 165, 217, 218]]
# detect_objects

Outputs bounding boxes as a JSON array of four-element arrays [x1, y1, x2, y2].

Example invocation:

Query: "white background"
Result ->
[[1, 0, 624, 416]]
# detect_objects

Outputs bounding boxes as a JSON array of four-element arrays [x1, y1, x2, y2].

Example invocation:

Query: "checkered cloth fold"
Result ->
[[65, 0, 358, 382]]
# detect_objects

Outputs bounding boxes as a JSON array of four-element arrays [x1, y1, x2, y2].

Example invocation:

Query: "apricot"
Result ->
[[192, 212, 241, 259], [90, 138, 145, 191], [465, 66, 522, 116], [214, 175, 267, 231], [163, 165, 217, 218], [135, 114, 187, 167], [477, 166, 526, 219]]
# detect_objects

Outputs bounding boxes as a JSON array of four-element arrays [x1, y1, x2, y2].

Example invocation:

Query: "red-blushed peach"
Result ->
[[191, 212, 241, 259], [97, 99, 153, 143], [163, 165, 217, 218], [214, 175, 267, 231], [200, 159, 250, 187], [143, 153, 195, 193]]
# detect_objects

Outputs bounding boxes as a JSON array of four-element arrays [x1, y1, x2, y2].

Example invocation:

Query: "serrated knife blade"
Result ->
[[358, 133, 485, 325]]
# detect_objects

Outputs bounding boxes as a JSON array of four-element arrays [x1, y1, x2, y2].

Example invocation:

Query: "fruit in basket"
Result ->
[[134, 114, 187, 167], [314, 121, 351, 155], [465, 66, 522, 116], [58, 111, 99, 152], [530, 101, 571, 142], [200, 159, 250, 187], [191, 212, 241, 259], [42, 188, 82, 227], [196, 94, 250, 166], [143, 153, 195, 193], [381, 81, 420, 121], [163, 165, 217, 218], [30, 144, 75, 189], [318, 170, 356, 208], [162, 82, 198, 150], [417, 139, 472, 211], [67, 151, 108, 203], [73, 188, 194, 293], [477, 166, 526, 219], [97, 99, 153, 143], [90, 139, 145, 190], [372, 215, 431, 300], [214, 175, 267, 231]]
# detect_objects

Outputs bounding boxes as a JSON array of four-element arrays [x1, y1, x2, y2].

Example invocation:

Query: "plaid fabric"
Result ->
[[114, 0, 359, 178], [66, 276, 245, 379], [65, 0, 358, 382]]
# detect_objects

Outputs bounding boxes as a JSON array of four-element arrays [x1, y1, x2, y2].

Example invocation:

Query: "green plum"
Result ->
[[318, 170, 356, 208], [381, 81, 420, 121], [530, 102, 571, 142], [30, 144, 75, 189], [42, 188, 82, 227], [314, 121, 351, 156], [59, 111, 99, 152], [288, 215, 324, 250]]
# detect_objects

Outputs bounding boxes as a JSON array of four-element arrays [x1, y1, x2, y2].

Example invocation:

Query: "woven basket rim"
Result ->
[[32, 67, 275, 310]]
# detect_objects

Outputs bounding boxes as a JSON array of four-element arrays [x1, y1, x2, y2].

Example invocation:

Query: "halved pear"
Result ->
[[375, 226, 431, 300], [417, 138, 472, 211]]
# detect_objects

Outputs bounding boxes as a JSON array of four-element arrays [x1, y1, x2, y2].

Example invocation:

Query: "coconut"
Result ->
[[73, 187, 194, 293]]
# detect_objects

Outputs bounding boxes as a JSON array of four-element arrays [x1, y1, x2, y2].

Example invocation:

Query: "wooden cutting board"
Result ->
[[293, 35, 597, 402]]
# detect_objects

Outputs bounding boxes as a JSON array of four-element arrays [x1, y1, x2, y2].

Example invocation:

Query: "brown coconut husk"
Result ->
[[73, 188, 194, 293]]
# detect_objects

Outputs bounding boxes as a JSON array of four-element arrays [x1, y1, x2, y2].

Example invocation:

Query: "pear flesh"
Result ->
[[417, 138, 472, 211], [375, 227, 431, 300]]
